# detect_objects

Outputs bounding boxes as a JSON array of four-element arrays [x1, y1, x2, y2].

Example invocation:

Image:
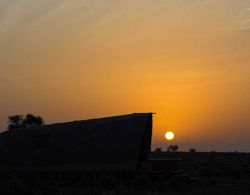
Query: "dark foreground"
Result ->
[[1, 151, 250, 195]]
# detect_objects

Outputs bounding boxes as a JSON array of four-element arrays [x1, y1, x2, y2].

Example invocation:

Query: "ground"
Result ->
[[1, 151, 250, 194]]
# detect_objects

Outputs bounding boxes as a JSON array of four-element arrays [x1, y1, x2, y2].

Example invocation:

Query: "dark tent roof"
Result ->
[[0, 113, 152, 171]]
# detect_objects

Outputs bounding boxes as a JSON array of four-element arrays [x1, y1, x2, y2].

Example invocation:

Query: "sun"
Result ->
[[165, 131, 174, 141]]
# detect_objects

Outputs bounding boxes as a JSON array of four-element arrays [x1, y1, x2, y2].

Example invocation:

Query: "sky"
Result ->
[[0, 0, 250, 152]]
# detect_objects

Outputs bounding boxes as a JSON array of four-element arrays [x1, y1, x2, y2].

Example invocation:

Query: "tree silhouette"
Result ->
[[167, 145, 179, 152], [23, 114, 44, 127], [155, 148, 162, 152], [8, 114, 44, 130], [7, 115, 25, 130]]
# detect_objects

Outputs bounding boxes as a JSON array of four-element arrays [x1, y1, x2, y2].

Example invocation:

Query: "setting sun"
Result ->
[[165, 131, 175, 141]]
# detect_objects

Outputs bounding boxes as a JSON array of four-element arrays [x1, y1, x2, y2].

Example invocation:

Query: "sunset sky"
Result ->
[[0, 0, 250, 152]]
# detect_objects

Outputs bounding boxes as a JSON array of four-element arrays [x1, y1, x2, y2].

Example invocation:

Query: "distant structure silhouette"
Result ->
[[1, 113, 152, 171], [0, 113, 180, 180]]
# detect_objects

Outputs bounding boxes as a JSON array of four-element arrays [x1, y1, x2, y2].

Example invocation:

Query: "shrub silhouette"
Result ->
[[155, 148, 162, 152], [167, 145, 179, 152]]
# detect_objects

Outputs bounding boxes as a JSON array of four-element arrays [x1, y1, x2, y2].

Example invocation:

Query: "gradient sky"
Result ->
[[0, 0, 250, 152]]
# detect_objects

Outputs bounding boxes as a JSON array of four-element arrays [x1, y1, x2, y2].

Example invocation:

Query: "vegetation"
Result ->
[[189, 148, 196, 152], [7, 114, 44, 130], [167, 145, 179, 152], [154, 148, 162, 152]]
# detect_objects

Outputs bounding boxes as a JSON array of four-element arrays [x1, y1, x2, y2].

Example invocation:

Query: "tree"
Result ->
[[167, 145, 179, 152], [7, 115, 24, 130], [23, 114, 44, 127], [155, 148, 162, 152], [7, 114, 44, 130]]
